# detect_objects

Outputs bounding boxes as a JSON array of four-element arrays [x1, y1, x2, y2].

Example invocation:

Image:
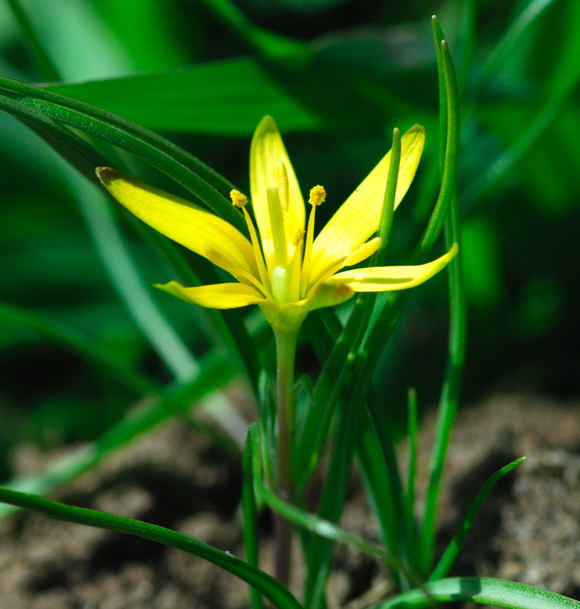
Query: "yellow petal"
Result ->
[[156, 281, 266, 309], [331, 244, 457, 292], [250, 116, 305, 268], [309, 125, 425, 284], [97, 168, 257, 280], [343, 237, 381, 267]]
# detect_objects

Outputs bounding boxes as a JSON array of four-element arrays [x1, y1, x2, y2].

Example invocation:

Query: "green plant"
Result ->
[[0, 2, 578, 608]]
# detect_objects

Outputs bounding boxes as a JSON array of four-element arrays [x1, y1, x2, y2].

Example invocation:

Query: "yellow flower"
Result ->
[[97, 116, 456, 333]]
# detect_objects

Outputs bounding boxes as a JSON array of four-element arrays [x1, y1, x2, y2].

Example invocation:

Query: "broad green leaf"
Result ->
[[44, 59, 322, 135]]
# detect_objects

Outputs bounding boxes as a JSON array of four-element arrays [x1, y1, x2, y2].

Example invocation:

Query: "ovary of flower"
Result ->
[[96, 116, 457, 333]]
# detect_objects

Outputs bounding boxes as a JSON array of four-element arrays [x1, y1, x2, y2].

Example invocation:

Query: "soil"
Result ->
[[0, 393, 578, 608]]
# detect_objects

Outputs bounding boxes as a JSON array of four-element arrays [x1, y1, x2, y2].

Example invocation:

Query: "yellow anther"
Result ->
[[308, 185, 326, 206], [230, 189, 248, 208]]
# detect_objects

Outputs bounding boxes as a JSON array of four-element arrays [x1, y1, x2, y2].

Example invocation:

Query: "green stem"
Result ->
[[273, 329, 297, 585]]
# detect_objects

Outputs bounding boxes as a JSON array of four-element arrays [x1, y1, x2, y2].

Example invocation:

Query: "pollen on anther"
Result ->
[[230, 189, 248, 208], [308, 185, 326, 206]]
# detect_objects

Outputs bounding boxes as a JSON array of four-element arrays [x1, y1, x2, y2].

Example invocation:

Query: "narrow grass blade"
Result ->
[[242, 429, 264, 609], [362, 19, 461, 369], [419, 19, 467, 575], [430, 457, 525, 580], [0, 486, 303, 609], [295, 299, 365, 491], [356, 409, 406, 583], [362, 398, 415, 588], [0, 302, 156, 395], [374, 577, 579, 609], [0, 93, 104, 178]]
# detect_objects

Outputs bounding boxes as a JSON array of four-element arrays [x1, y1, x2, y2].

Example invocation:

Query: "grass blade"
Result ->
[[249, 426, 416, 588], [374, 577, 578, 609], [0, 486, 303, 609], [419, 19, 467, 574], [429, 457, 526, 580]]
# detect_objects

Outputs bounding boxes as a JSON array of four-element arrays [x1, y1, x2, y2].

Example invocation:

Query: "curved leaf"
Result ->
[[430, 457, 525, 580], [0, 486, 303, 609], [376, 577, 579, 609]]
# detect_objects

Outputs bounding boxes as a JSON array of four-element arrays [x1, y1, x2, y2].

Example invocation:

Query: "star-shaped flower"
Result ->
[[97, 117, 456, 333]]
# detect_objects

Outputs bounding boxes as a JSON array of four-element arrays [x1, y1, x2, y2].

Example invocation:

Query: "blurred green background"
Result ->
[[0, 0, 578, 479]]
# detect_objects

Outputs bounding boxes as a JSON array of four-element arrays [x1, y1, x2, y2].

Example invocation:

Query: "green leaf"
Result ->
[[429, 457, 525, 580], [44, 59, 321, 135], [356, 406, 410, 586], [0, 78, 262, 393], [0, 486, 303, 609], [0, 74, 242, 228], [374, 577, 579, 609], [249, 426, 405, 573], [419, 18, 466, 574]]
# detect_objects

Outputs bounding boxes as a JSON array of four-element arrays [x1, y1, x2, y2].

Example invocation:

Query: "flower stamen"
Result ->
[[231, 189, 270, 290], [230, 189, 248, 208], [301, 185, 326, 296]]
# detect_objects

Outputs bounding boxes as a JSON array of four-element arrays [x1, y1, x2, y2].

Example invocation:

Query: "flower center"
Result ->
[[230, 180, 327, 305]]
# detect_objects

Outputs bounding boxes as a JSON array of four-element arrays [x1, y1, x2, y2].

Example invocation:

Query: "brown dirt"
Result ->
[[0, 393, 578, 608]]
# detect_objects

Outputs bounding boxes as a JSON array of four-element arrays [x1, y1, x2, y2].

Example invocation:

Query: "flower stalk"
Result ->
[[273, 327, 298, 585]]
